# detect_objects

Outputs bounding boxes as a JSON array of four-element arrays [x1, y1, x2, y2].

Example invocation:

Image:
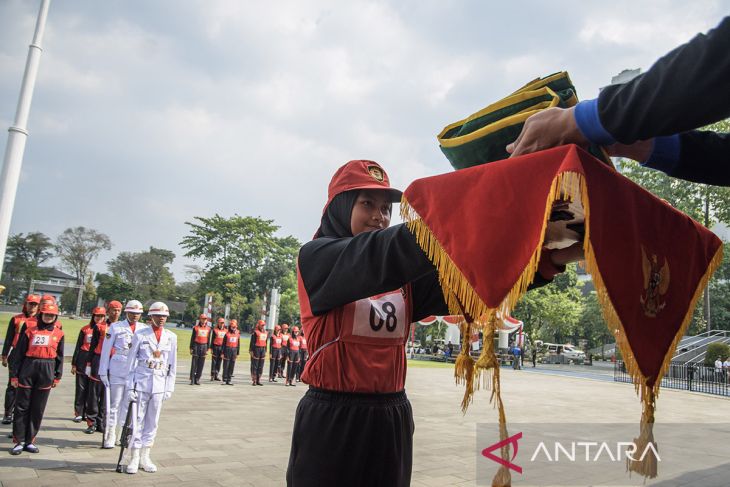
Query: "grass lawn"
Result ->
[[407, 358, 455, 369], [0, 312, 250, 359]]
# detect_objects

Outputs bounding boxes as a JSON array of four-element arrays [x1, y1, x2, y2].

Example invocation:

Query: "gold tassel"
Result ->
[[627, 388, 658, 478], [454, 351, 475, 411], [491, 364, 511, 487]]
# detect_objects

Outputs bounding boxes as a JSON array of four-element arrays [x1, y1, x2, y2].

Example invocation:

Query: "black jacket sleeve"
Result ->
[[71, 329, 84, 367], [298, 224, 439, 316], [9, 330, 28, 379], [189, 328, 195, 350], [667, 131, 730, 185], [236, 336, 240, 356], [300, 223, 554, 318], [598, 17, 730, 142], [2, 316, 20, 357], [55, 335, 64, 381], [249, 333, 256, 353], [88, 325, 100, 359]]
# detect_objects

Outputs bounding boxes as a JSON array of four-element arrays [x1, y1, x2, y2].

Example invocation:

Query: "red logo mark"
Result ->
[[481, 432, 523, 474]]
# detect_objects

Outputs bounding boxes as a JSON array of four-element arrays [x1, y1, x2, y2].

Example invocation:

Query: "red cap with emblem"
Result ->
[[25, 294, 41, 304], [322, 160, 402, 215], [107, 300, 122, 310]]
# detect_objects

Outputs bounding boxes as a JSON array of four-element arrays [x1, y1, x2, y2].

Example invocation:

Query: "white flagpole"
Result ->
[[0, 0, 51, 282]]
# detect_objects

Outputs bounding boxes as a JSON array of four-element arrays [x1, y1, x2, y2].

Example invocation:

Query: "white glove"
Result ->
[[128, 389, 138, 402], [163, 391, 172, 401], [101, 376, 110, 388], [84, 365, 92, 376]]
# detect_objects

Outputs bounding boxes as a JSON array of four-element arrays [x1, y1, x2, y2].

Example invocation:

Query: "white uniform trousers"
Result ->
[[108, 383, 129, 431], [131, 391, 164, 448]]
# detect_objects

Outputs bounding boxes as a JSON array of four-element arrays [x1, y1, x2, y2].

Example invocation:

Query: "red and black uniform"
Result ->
[[296, 335, 308, 382], [279, 332, 290, 378], [209, 325, 228, 381], [285, 334, 301, 386], [249, 327, 267, 385], [71, 324, 94, 419], [2, 313, 37, 420], [10, 320, 64, 446], [84, 320, 109, 431], [221, 329, 240, 384], [269, 332, 283, 381], [189, 324, 210, 384]]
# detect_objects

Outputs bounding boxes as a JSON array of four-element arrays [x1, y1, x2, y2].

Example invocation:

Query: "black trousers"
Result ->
[[286, 350, 301, 383], [297, 351, 309, 380], [210, 345, 223, 378], [269, 348, 282, 379], [222, 348, 237, 382], [4, 377, 16, 417], [13, 357, 56, 445], [251, 346, 266, 379], [286, 388, 413, 487], [190, 343, 208, 382], [74, 372, 89, 417], [4, 350, 17, 417], [279, 347, 289, 377], [85, 377, 105, 429]]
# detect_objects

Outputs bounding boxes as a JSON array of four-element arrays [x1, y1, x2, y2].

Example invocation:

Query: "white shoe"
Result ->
[[126, 448, 140, 474], [102, 429, 115, 449], [140, 447, 157, 473]]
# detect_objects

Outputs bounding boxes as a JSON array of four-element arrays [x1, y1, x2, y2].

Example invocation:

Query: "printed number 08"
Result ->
[[369, 301, 398, 332]]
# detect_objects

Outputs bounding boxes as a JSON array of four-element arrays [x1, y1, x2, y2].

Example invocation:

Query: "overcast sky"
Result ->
[[1, 1, 727, 281]]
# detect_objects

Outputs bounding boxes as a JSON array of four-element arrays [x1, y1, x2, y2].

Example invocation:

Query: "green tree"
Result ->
[[513, 264, 584, 344], [107, 247, 176, 301], [56, 227, 112, 285], [180, 214, 300, 325], [577, 291, 614, 355], [1, 232, 54, 300], [705, 342, 730, 367], [95, 273, 135, 304], [619, 119, 730, 330]]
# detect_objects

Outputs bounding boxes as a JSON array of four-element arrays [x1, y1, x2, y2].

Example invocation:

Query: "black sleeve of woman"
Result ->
[[9, 330, 29, 379], [55, 335, 64, 380], [71, 329, 84, 365], [2, 316, 16, 357], [249, 334, 255, 353], [298, 224, 438, 316]]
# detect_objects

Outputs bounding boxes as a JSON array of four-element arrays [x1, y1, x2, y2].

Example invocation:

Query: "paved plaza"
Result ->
[[0, 360, 728, 486]]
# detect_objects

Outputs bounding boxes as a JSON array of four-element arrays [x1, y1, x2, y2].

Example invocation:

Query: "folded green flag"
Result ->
[[438, 72, 609, 169]]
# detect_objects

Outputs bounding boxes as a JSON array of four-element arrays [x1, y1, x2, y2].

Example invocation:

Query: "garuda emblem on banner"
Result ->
[[640, 246, 670, 318]]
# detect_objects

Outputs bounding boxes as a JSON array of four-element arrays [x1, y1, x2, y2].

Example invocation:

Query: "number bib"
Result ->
[[33, 334, 50, 346], [341, 288, 411, 346]]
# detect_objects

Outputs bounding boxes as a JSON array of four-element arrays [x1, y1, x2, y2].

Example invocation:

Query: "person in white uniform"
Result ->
[[124, 301, 177, 474], [98, 300, 148, 448]]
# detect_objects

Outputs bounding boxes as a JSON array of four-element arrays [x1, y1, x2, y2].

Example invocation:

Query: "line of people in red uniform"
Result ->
[[3, 296, 178, 475], [187, 315, 308, 387]]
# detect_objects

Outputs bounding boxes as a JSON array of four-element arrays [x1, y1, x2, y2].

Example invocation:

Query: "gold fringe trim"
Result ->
[[578, 176, 721, 480], [582, 185, 723, 403], [401, 169, 720, 484]]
